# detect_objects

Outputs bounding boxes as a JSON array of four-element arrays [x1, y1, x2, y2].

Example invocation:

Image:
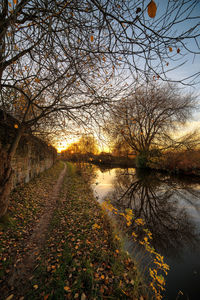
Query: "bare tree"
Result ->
[[111, 140, 132, 158], [61, 134, 98, 157], [104, 83, 197, 166], [78, 135, 99, 155], [0, 0, 200, 216]]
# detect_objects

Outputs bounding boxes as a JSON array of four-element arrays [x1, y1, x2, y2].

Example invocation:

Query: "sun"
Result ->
[[56, 144, 67, 153], [55, 137, 80, 153], [56, 142, 72, 153]]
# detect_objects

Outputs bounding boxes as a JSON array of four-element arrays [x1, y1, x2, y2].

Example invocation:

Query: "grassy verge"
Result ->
[[0, 161, 147, 299], [0, 161, 64, 293], [27, 162, 146, 299]]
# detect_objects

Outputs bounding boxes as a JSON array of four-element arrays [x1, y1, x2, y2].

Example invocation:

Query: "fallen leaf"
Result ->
[[33, 285, 38, 289], [81, 293, 86, 300], [5, 295, 14, 300]]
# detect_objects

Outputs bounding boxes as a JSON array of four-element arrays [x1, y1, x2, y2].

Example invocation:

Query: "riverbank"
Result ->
[[148, 162, 200, 178], [65, 158, 136, 169], [64, 155, 200, 178], [148, 150, 200, 178], [0, 161, 147, 299]]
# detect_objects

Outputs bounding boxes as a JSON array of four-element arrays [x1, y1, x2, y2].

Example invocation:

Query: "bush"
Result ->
[[136, 153, 148, 168]]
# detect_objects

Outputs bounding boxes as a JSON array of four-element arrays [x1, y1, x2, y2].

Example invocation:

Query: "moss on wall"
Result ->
[[0, 110, 57, 188]]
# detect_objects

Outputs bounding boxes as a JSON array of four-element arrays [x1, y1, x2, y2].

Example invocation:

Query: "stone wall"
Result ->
[[0, 110, 57, 189]]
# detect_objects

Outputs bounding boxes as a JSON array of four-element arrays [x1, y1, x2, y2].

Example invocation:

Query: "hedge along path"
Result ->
[[6, 162, 67, 296]]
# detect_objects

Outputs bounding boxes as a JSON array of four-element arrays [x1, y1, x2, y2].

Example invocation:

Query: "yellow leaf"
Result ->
[[13, 0, 17, 4], [169, 47, 173, 52], [101, 275, 105, 279], [147, 0, 157, 18], [33, 284, 38, 289], [64, 286, 70, 292], [5, 295, 14, 300], [14, 124, 18, 129], [115, 235, 120, 240], [132, 232, 137, 239], [90, 35, 94, 42], [8, 2, 12, 8], [92, 223, 100, 229], [121, 289, 129, 296]]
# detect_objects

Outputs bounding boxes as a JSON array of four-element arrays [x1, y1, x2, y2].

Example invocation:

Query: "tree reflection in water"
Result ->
[[105, 168, 200, 257]]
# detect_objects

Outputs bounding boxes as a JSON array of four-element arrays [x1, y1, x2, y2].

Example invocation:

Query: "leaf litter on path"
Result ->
[[1, 161, 146, 299]]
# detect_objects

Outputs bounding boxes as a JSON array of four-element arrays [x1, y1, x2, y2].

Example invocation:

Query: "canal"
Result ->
[[91, 166, 200, 300]]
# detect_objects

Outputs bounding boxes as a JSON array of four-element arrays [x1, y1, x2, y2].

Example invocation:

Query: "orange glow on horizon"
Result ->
[[55, 141, 110, 154], [55, 138, 80, 153]]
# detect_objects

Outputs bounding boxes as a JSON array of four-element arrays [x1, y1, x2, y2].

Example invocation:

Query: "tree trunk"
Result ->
[[0, 128, 24, 218]]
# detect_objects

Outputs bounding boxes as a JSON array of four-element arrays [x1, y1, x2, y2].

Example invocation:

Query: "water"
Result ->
[[91, 166, 200, 300]]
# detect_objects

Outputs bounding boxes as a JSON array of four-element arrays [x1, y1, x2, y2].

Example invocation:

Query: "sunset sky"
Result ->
[[55, 0, 200, 153]]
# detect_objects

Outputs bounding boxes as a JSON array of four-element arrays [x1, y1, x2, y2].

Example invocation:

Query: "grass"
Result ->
[[0, 161, 147, 299], [28, 162, 146, 299], [0, 161, 64, 295]]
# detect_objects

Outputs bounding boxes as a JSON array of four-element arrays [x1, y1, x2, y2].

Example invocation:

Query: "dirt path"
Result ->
[[7, 163, 67, 296], [1, 162, 148, 299]]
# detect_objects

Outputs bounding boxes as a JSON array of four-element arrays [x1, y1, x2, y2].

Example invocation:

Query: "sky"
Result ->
[[56, 136, 80, 153], [55, 0, 200, 152]]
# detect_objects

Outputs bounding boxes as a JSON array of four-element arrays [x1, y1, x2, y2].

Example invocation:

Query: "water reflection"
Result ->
[[91, 165, 200, 299], [105, 169, 200, 257]]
